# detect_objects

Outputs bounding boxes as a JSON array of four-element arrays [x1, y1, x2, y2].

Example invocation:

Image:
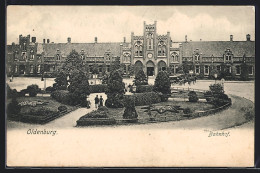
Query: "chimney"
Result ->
[[123, 37, 126, 43], [246, 34, 251, 41], [47, 39, 50, 43], [95, 37, 97, 43], [230, 35, 233, 41], [67, 37, 71, 43], [43, 39, 45, 44], [185, 35, 187, 42], [32, 37, 36, 43]]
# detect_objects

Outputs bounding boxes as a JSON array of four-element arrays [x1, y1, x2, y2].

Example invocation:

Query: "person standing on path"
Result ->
[[99, 95, 104, 107], [86, 96, 91, 109], [95, 95, 100, 109]]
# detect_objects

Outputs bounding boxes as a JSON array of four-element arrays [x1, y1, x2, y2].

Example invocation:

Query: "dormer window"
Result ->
[[81, 55, 85, 60], [22, 52, 26, 60], [224, 49, 233, 62], [226, 54, 232, 61]]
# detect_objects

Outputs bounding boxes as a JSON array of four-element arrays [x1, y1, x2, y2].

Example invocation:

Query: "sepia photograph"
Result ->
[[6, 5, 255, 167]]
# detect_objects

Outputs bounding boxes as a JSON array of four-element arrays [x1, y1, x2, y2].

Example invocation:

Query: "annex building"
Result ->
[[6, 21, 255, 79]]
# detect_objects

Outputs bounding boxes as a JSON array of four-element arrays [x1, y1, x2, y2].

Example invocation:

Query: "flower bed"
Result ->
[[7, 96, 78, 124]]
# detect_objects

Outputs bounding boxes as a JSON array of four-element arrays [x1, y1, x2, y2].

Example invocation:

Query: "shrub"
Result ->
[[46, 86, 55, 93], [188, 91, 198, 102], [84, 110, 108, 119], [136, 85, 154, 93], [58, 105, 67, 112], [51, 90, 80, 106], [6, 84, 18, 99], [28, 107, 58, 117], [97, 106, 109, 114], [183, 108, 192, 114], [27, 84, 41, 97], [89, 84, 107, 93], [7, 98, 21, 116], [134, 70, 148, 86], [19, 89, 28, 97], [128, 92, 162, 106], [153, 71, 171, 101], [123, 96, 138, 119], [209, 83, 224, 95], [211, 93, 230, 107], [204, 91, 213, 102]]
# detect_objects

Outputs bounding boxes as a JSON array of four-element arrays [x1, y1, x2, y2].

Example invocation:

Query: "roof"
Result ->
[[181, 41, 255, 57], [38, 42, 131, 57]]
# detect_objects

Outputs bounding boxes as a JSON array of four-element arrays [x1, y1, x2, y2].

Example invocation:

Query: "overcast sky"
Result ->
[[7, 6, 255, 44]]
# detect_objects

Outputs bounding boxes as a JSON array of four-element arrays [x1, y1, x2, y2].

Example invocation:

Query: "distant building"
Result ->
[[6, 21, 255, 79]]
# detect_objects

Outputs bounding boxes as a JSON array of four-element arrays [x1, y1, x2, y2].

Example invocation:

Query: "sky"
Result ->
[[6, 6, 255, 44]]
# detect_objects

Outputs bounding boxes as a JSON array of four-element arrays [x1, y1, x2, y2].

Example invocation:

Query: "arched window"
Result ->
[[147, 33, 154, 50], [81, 55, 85, 60], [194, 54, 200, 61], [158, 41, 166, 56], [134, 41, 143, 57], [56, 54, 61, 60], [171, 52, 179, 62], [30, 65, 34, 73]]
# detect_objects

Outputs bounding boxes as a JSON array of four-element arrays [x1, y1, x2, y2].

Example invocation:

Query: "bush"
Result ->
[[58, 105, 67, 112], [97, 106, 109, 114], [46, 86, 56, 93], [211, 93, 230, 107], [84, 110, 108, 119], [89, 84, 107, 93], [136, 85, 154, 93], [128, 92, 162, 106], [27, 84, 41, 97], [123, 96, 138, 119], [209, 83, 224, 95], [51, 90, 81, 106], [19, 89, 28, 97], [7, 98, 21, 116], [28, 107, 58, 117], [204, 91, 213, 102], [188, 91, 198, 102], [6, 84, 18, 99], [183, 108, 192, 114]]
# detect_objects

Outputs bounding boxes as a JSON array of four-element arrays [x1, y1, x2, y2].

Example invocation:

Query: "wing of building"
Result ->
[[6, 21, 255, 80]]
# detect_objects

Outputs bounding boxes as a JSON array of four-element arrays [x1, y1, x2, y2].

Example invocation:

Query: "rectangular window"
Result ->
[[107, 65, 110, 72], [204, 65, 209, 75], [249, 66, 253, 75], [99, 67, 102, 73], [195, 65, 200, 74], [216, 65, 221, 71], [15, 66, 18, 73], [228, 66, 232, 73], [37, 65, 41, 73], [30, 65, 34, 73], [236, 66, 241, 75]]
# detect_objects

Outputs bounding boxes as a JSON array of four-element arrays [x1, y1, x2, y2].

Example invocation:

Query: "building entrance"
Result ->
[[19, 65, 25, 74], [147, 67, 154, 76]]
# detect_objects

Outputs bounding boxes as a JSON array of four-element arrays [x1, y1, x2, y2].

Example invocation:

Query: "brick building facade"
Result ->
[[6, 21, 255, 79]]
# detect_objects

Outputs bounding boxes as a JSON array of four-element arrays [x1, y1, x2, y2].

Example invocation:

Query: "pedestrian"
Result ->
[[95, 95, 99, 109], [86, 96, 91, 109], [100, 95, 104, 107]]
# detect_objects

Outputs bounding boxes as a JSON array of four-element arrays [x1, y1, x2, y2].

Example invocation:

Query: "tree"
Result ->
[[188, 91, 198, 102], [153, 71, 171, 101], [178, 61, 194, 74], [110, 57, 121, 73], [27, 84, 41, 97], [128, 64, 135, 76], [92, 63, 99, 75], [68, 71, 90, 106], [241, 62, 249, 81], [105, 70, 125, 108], [134, 69, 148, 86], [61, 49, 87, 77], [53, 70, 68, 90]]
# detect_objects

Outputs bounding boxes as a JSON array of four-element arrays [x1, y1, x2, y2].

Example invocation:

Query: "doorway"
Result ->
[[147, 67, 154, 76]]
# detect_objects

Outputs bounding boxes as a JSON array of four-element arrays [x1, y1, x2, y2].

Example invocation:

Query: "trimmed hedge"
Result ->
[[128, 92, 162, 106], [89, 84, 107, 93], [136, 85, 154, 93]]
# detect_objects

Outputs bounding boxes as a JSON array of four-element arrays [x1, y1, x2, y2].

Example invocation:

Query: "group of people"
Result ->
[[86, 95, 104, 109]]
